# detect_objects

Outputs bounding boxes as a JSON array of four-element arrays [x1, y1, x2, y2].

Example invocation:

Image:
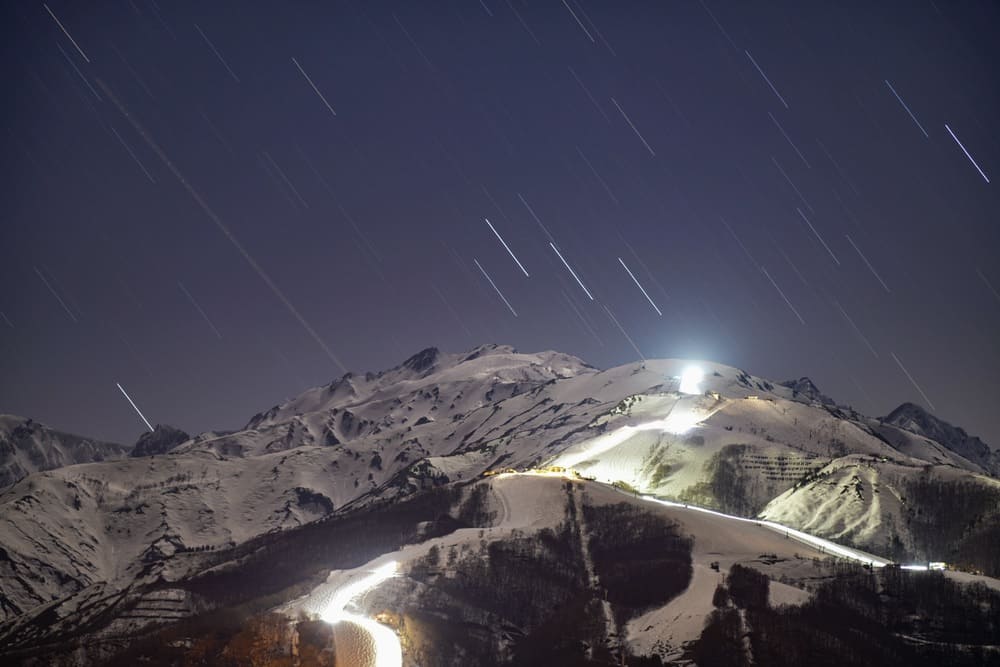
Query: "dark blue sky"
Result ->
[[2, 0, 998, 446]]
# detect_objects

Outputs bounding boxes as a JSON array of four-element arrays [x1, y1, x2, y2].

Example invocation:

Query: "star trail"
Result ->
[[1, 0, 997, 447]]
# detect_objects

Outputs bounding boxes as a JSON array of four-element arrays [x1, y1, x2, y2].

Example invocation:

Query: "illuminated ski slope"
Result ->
[[636, 496, 890, 567], [317, 561, 401, 667], [507, 469, 890, 568]]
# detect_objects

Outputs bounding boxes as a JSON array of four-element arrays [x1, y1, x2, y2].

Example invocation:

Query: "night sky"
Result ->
[[2, 1, 998, 447]]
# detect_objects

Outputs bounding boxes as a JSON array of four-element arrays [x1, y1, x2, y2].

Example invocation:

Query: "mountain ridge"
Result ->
[[0, 415, 130, 493], [1, 344, 998, 658]]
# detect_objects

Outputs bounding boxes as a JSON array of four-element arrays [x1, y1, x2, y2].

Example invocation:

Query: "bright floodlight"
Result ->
[[679, 366, 704, 395]]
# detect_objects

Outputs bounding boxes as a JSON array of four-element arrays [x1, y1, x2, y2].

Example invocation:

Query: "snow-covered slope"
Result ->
[[1, 345, 996, 634], [760, 456, 1000, 565], [0, 415, 129, 492], [282, 474, 872, 663]]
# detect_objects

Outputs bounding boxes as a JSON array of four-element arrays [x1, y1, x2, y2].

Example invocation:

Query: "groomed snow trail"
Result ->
[[571, 483, 617, 660]]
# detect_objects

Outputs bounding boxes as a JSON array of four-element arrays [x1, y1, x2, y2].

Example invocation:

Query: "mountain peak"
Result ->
[[0, 415, 129, 491], [884, 401, 927, 420], [882, 402, 996, 474], [780, 377, 834, 405], [401, 347, 440, 374], [462, 343, 517, 362], [131, 424, 190, 457]]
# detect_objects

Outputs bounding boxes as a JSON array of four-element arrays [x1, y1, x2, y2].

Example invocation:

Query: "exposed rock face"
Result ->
[[779, 377, 835, 406], [882, 402, 998, 476], [0, 415, 128, 491], [402, 347, 440, 375], [130, 424, 191, 458]]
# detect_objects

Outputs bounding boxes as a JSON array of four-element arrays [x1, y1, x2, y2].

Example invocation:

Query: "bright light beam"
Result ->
[[550, 243, 594, 300], [485, 218, 529, 277], [945, 124, 990, 183], [473, 258, 518, 316], [116, 382, 153, 432], [617, 257, 661, 315]]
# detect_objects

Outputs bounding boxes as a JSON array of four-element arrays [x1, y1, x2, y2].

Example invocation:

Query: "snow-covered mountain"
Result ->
[[0, 415, 129, 492], [1, 344, 998, 661], [130, 425, 189, 458], [880, 402, 1000, 476]]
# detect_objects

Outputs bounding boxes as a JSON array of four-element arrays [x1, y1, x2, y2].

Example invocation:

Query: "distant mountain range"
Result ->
[[2, 344, 998, 665]]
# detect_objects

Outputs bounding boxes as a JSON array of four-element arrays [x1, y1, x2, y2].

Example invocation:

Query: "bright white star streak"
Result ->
[[761, 266, 806, 325], [768, 112, 810, 168], [603, 304, 644, 360], [485, 218, 529, 277], [195, 23, 240, 83], [44, 3, 91, 63], [884, 80, 928, 138], [891, 351, 936, 411], [178, 282, 222, 339], [292, 57, 338, 117], [611, 97, 656, 156], [473, 258, 518, 316], [96, 78, 349, 374], [516, 192, 556, 242], [320, 561, 401, 667], [550, 243, 594, 300], [796, 208, 840, 265], [845, 234, 890, 293], [34, 266, 78, 323], [745, 50, 788, 108], [116, 382, 153, 432], [618, 257, 661, 315], [945, 124, 990, 183]]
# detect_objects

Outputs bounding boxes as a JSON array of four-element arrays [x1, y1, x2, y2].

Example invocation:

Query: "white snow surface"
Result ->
[[283, 474, 866, 663], [0, 345, 995, 632]]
